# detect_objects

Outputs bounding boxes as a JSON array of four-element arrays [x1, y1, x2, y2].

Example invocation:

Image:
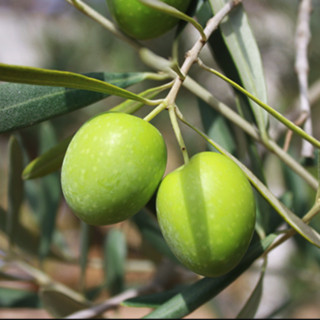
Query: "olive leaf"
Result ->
[[236, 259, 267, 318], [199, 65, 320, 149], [198, 1, 269, 136], [123, 284, 189, 308], [0, 287, 40, 308], [0, 65, 151, 133], [79, 222, 91, 292], [22, 136, 72, 180], [40, 287, 90, 318], [6, 135, 24, 246], [144, 234, 277, 319], [104, 228, 127, 296], [0, 63, 148, 101], [35, 122, 62, 263], [197, 98, 236, 154]]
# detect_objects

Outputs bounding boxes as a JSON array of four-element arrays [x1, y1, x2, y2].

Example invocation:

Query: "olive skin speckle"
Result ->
[[61, 112, 167, 226]]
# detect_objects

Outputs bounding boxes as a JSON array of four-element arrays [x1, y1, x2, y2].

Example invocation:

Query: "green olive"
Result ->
[[156, 152, 256, 277], [61, 112, 167, 226], [106, 0, 191, 40]]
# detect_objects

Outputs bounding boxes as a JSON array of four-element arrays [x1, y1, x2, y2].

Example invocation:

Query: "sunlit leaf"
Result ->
[[0, 63, 147, 101], [198, 1, 268, 134], [0, 69, 149, 133]]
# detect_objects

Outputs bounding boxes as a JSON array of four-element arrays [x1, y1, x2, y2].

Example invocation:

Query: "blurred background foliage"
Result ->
[[0, 0, 320, 318]]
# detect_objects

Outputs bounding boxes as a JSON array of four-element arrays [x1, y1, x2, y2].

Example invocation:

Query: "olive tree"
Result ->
[[0, 0, 319, 318]]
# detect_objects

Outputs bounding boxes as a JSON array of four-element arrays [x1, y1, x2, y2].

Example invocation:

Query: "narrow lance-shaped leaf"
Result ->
[[200, 65, 320, 149], [104, 228, 127, 296], [316, 149, 320, 201], [40, 288, 89, 318], [236, 258, 267, 319], [144, 234, 277, 319], [6, 135, 24, 246], [204, 1, 269, 135], [0, 68, 150, 133], [197, 98, 236, 154], [112, 80, 172, 114], [79, 221, 91, 292], [123, 284, 189, 308], [22, 136, 73, 180], [248, 168, 320, 248], [282, 157, 316, 217], [0, 63, 149, 102], [36, 122, 62, 264]]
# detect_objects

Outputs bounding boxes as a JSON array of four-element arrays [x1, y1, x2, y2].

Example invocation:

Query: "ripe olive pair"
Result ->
[[61, 113, 256, 278], [61, 0, 256, 278]]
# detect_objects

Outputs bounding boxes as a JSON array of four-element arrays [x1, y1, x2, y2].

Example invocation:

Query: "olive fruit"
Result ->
[[156, 152, 256, 277], [61, 112, 167, 226], [106, 0, 192, 40]]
